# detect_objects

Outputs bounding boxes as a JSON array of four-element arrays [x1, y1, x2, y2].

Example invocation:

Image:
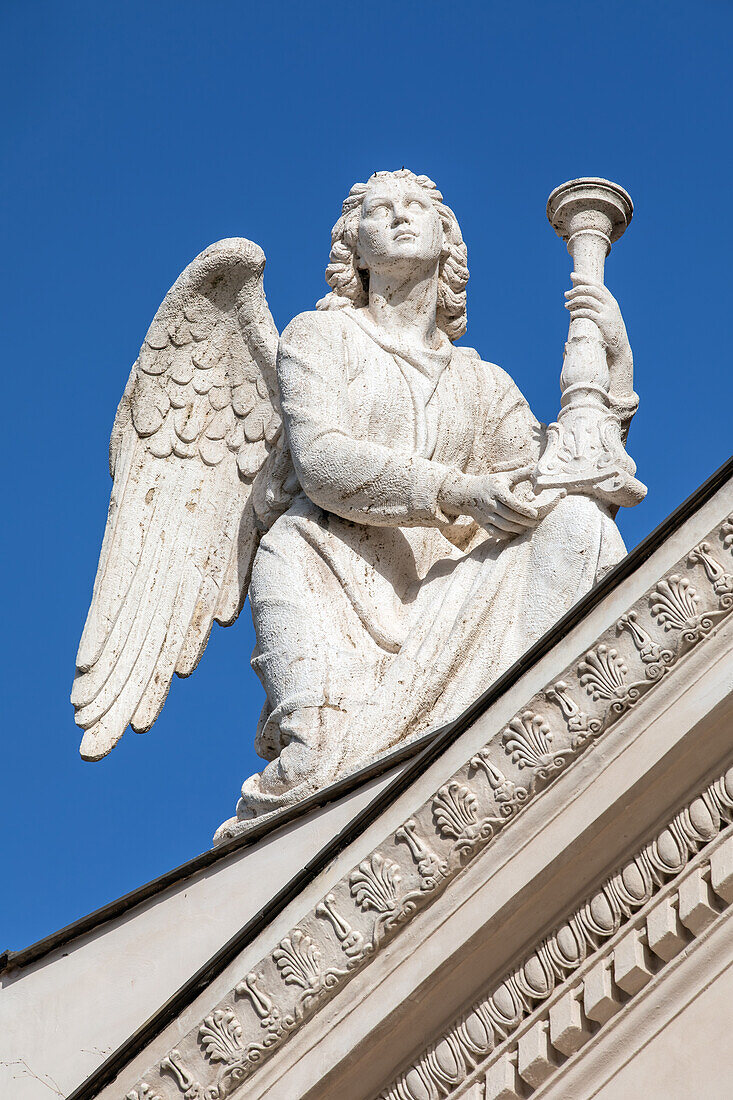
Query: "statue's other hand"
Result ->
[[564, 273, 631, 365], [442, 471, 539, 539]]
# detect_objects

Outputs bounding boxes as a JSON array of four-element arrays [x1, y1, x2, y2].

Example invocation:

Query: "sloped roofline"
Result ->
[[0, 728, 438, 976], [7, 455, 733, 1100]]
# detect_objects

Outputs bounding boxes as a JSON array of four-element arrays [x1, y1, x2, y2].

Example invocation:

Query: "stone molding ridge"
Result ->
[[125, 516, 733, 1100], [378, 764, 733, 1100]]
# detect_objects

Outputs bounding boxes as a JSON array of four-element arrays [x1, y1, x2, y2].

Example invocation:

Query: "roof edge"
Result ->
[[0, 729, 437, 976], [4, 459, 731, 981], [64, 454, 733, 1100]]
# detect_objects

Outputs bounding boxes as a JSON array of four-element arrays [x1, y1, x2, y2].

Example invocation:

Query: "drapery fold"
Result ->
[[240, 309, 626, 816]]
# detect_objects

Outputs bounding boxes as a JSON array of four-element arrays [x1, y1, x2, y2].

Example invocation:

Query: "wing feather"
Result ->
[[213, 497, 259, 628], [72, 457, 188, 706], [176, 483, 251, 672], [73, 460, 194, 725], [75, 441, 172, 676], [129, 476, 228, 731], [73, 239, 295, 759]]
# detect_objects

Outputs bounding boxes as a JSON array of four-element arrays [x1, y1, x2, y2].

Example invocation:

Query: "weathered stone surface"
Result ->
[[3, 472, 731, 1099], [116, 503, 733, 1100], [72, 172, 644, 829]]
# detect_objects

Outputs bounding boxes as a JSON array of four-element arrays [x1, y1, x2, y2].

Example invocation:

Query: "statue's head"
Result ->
[[317, 169, 469, 341]]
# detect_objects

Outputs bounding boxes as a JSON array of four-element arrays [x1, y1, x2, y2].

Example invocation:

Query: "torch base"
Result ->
[[534, 412, 647, 509]]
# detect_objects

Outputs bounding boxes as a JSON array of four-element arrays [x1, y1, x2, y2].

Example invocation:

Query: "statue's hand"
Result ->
[[441, 470, 539, 540], [564, 273, 632, 366]]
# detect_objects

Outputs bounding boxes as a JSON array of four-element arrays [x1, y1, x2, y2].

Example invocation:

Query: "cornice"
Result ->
[[0, 730, 436, 978], [117, 512, 733, 1100], [378, 763, 733, 1099]]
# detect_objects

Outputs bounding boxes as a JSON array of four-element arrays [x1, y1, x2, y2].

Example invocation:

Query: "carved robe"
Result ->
[[242, 307, 625, 814]]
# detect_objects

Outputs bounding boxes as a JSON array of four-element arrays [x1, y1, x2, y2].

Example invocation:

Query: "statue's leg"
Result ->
[[354, 494, 625, 749], [239, 517, 331, 814], [237, 705, 346, 817], [518, 493, 626, 648], [239, 502, 386, 817]]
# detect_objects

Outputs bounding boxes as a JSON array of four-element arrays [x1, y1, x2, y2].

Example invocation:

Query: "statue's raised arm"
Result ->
[[72, 239, 293, 760]]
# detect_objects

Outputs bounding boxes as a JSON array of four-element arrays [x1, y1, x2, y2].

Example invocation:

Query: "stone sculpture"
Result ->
[[71, 171, 644, 830]]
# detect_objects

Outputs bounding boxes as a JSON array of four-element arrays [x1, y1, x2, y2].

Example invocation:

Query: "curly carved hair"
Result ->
[[316, 169, 469, 342]]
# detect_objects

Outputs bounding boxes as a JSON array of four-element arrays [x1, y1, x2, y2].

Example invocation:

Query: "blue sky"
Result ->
[[2, 0, 731, 951]]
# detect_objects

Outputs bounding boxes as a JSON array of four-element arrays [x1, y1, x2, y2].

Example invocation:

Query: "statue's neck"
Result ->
[[366, 265, 441, 351]]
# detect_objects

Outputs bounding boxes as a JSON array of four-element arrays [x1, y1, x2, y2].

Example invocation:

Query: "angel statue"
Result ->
[[72, 169, 641, 835]]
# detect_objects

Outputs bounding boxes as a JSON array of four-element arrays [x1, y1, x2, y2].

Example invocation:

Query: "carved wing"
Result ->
[[72, 239, 292, 760]]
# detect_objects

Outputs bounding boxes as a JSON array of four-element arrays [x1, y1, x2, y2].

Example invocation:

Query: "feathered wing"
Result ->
[[72, 239, 293, 760]]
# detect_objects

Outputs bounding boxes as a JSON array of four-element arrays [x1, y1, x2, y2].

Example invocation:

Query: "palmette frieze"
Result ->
[[126, 1085, 164, 1100], [432, 783, 480, 841], [126, 515, 733, 1100], [544, 680, 603, 748], [616, 611, 674, 681], [378, 767, 733, 1100], [234, 972, 281, 1029], [198, 1009, 244, 1067], [689, 540, 733, 600], [722, 513, 733, 549]]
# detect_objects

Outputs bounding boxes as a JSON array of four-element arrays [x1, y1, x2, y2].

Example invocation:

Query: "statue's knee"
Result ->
[[550, 492, 601, 521], [537, 493, 607, 546]]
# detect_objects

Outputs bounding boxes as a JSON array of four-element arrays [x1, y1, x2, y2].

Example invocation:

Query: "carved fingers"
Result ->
[[565, 275, 609, 322], [491, 484, 566, 536], [439, 471, 543, 538], [468, 474, 540, 539], [565, 273, 629, 361], [531, 486, 567, 519], [492, 480, 538, 522]]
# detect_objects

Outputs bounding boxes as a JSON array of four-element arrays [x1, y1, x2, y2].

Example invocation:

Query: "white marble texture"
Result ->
[[71, 171, 643, 828]]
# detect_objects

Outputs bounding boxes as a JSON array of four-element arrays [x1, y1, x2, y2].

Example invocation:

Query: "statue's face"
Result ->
[[356, 177, 443, 279]]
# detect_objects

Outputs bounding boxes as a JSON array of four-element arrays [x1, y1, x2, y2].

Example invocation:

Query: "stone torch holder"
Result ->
[[534, 177, 647, 508]]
